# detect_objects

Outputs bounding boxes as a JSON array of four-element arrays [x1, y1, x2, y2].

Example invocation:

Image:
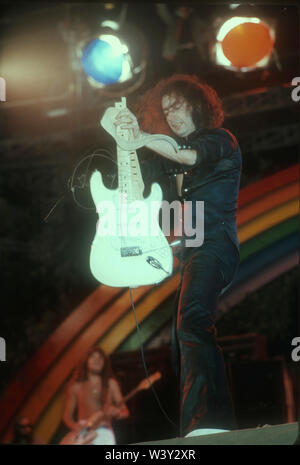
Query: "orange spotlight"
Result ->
[[215, 17, 275, 71]]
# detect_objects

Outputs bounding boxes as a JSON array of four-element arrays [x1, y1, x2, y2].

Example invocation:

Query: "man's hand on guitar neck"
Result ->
[[113, 108, 196, 166], [114, 108, 141, 139]]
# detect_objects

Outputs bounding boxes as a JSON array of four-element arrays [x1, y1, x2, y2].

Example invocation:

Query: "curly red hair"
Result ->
[[134, 74, 224, 136]]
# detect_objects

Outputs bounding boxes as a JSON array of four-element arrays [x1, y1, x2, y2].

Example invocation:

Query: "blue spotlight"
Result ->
[[80, 34, 132, 86]]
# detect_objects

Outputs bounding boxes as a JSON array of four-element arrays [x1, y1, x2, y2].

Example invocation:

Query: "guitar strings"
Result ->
[[128, 288, 178, 431]]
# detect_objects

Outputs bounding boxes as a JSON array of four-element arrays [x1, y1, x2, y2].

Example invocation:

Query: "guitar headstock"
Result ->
[[114, 97, 129, 140], [136, 372, 162, 392], [115, 97, 127, 110]]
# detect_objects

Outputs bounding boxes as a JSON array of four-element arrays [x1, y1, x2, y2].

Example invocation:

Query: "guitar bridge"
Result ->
[[121, 246, 142, 257]]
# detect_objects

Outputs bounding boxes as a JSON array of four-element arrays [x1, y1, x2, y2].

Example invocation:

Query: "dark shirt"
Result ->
[[139, 127, 242, 252]]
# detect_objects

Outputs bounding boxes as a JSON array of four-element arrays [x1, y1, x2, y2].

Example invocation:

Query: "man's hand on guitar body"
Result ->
[[80, 405, 125, 432], [83, 410, 106, 430], [70, 419, 89, 434]]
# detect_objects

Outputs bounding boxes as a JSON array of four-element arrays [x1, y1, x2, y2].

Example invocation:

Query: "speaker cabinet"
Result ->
[[227, 358, 294, 429]]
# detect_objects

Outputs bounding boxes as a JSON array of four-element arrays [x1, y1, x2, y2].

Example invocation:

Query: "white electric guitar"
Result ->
[[89, 97, 178, 288]]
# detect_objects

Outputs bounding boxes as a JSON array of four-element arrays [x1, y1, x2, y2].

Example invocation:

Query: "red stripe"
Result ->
[[238, 164, 299, 208]]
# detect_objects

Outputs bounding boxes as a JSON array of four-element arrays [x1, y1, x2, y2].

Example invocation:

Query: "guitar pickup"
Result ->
[[121, 247, 142, 257]]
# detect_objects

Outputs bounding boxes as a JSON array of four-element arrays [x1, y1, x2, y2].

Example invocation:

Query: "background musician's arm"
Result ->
[[106, 378, 130, 420]]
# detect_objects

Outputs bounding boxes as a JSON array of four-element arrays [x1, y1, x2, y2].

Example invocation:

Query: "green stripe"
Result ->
[[240, 216, 298, 261], [117, 216, 299, 352], [117, 294, 175, 352]]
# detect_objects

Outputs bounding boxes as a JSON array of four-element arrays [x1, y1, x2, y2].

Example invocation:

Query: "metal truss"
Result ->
[[0, 86, 298, 158], [223, 84, 296, 117], [239, 122, 299, 153]]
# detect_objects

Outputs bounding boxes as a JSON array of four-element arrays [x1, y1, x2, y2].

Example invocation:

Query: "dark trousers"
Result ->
[[174, 229, 240, 436]]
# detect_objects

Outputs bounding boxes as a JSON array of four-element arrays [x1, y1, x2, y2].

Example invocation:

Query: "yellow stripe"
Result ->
[[100, 274, 180, 353], [238, 199, 299, 243], [35, 387, 65, 443]]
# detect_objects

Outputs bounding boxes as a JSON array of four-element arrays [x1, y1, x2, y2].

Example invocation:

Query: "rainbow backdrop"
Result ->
[[0, 164, 298, 443]]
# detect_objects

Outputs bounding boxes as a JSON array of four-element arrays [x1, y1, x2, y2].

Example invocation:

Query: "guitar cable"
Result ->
[[43, 149, 117, 222], [146, 256, 170, 276], [69, 149, 118, 211], [128, 288, 178, 431]]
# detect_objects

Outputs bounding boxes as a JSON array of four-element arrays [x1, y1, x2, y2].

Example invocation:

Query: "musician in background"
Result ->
[[62, 347, 129, 445], [10, 416, 45, 444], [113, 74, 242, 437]]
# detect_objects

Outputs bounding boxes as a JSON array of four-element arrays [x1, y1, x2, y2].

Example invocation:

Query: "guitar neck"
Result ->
[[123, 375, 158, 403], [123, 386, 140, 404], [115, 98, 144, 201], [117, 147, 144, 201]]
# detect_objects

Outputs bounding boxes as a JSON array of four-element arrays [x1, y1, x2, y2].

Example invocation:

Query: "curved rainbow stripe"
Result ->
[[0, 165, 298, 443]]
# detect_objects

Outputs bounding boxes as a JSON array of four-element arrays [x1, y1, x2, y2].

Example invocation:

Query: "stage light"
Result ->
[[80, 33, 133, 87], [100, 20, 119, 31], [77, 21, 147, 95], [104, 3, 115, 10], [214, 16, 275, 71]]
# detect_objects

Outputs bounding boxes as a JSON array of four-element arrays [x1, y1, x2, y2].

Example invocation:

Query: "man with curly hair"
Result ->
[[114, 74, 242, 437]]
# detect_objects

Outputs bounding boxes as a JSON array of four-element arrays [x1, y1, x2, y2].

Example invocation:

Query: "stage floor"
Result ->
[[136, 423, 299, 445]]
